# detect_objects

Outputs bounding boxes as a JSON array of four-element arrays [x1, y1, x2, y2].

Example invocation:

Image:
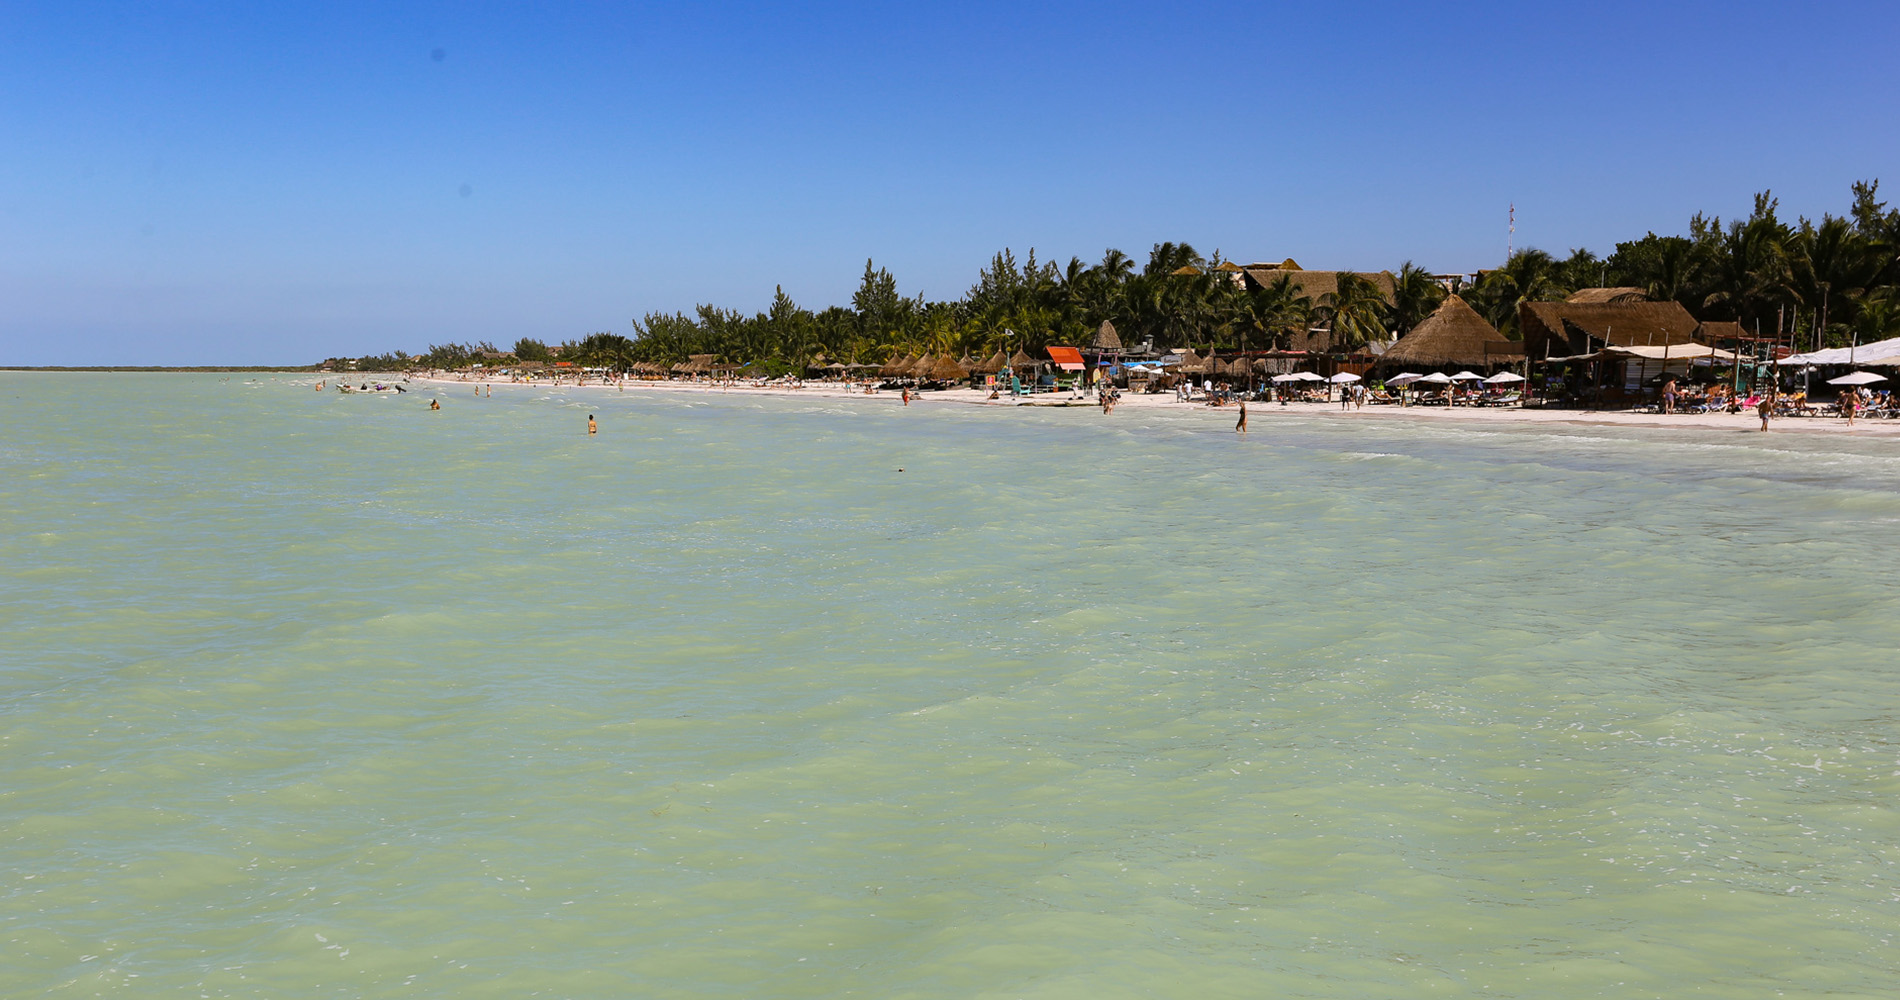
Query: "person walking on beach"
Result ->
[[1662, 378, 1677, 414], [1236, 398, 1247, 433], [1842, 388, 1857, 426], [588, 414, 597, 435], [1757, 389, 1774, 431]]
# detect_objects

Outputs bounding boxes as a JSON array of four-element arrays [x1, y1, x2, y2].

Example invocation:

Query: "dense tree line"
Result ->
[[370, 180, 1900, 371]]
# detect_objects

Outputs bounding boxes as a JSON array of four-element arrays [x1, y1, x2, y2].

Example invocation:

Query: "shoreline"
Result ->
[[404, 372, 1900, 437]]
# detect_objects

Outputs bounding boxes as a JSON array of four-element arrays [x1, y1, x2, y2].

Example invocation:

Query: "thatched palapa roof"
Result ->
[[1380, 296, 1506, 368], [880, 353, 913, 377], [911, 352, 936, 378], [1008, 349, 1036, 369], [1520, 300, 1700, 360], [1565, 287, 1649, 305], [1090, 320, 1122, 351], [1177, 348, 1202, 372], [976, 350, 1007, 374], [926, 355, 969, 381], [1240, 266, 1397, 304]]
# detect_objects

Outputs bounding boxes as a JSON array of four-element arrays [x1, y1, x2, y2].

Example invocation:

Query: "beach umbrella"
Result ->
[[1483, 371, 1526, 384], [1415, 372, 1452, 383], [1449, 371, 1484, 381], [1327, 372, 1362, 383], [1827, 371, 1887, 385], [1386, 372, 1424, 386]]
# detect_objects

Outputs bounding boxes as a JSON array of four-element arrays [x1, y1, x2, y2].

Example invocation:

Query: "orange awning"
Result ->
[[1046, 346, 1084, 371]]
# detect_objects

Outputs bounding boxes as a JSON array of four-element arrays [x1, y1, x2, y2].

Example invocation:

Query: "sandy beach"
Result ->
[[408, 372, 1900, 437]]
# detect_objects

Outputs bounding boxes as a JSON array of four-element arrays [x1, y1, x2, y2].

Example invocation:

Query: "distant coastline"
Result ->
[[0, 366, 319, 373]]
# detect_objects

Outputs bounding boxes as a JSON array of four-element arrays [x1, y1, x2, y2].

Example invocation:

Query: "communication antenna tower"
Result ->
[[1507, 203, 1515, 260]]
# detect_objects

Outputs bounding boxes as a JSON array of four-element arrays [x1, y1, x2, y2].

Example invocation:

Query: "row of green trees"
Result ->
[[376, 180, 1900, 372]]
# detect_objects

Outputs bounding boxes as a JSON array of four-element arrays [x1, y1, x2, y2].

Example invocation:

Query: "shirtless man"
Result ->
[[588, 414, 597, 435]]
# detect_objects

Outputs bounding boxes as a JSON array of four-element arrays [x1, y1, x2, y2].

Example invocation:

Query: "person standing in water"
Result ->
[[902, 388, 910, 406], [429, 399, 440, 410], [1757, 389, 1774, 431], [1236, 398, 1247, 433], [588, 414, 597, 435]]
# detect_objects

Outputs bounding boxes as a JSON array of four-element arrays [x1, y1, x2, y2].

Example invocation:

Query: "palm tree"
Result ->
[[1388, 262, 1446, 337], [1241, 274, 1313, 351], [1466, 249, 1564, 337], [1319, 273, 1389, 354]]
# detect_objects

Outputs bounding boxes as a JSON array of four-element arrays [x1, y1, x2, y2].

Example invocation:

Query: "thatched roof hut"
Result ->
[[1380, 296, 1505, 368], [976, 350, 1007, 374], [1239, 266, 1397, 304], [911, 352, 936, 378], [1565, 287, 1649, 305], [926, 354, 969, 381], [880, 353, 914, 377], [1520, 300, 1699, 360], [1177, 349, 1202, 372], [1091, 321, 1123, 351], [1008, 349, 1036, 370]]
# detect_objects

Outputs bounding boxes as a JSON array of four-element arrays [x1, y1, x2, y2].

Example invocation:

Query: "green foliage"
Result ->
[[355, 179, 1900, 369]]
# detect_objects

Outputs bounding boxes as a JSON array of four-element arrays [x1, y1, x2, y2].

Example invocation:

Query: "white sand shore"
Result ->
[[409, 373, 1900, 437]]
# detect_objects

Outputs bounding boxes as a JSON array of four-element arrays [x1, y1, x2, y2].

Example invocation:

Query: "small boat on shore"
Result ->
[[338, 382, 406, 393]]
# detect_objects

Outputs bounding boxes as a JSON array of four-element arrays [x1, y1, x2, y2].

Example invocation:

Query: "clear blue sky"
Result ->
[[3, 1, 1896, 364]]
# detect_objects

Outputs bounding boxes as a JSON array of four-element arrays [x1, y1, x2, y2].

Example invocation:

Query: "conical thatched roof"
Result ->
[[1177, 349, 1202, 372], [880, 353, 913, 377], [957, 353, 976, 367], [977, 350, 1007, 374], [1008, 349, 1036, 369], [1091, 320, 1122, 351], [927, 354, 969, 381], [911, 352, 936, 378], [1381, 295, 1503, 367]]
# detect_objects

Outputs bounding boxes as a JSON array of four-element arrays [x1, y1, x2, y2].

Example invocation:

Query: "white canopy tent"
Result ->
[[1827, 371, 1888, 386], [1784, 336, 1900, 367]]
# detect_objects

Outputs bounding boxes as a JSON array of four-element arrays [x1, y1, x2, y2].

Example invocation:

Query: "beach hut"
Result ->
[[1379, 296, 1505, 370], [976, 350, 1007, 374], [927, 354, 970, 382], [911, 353, 936, 380], [879, 353, 913, 378], [1008, 349, 1036, 371]]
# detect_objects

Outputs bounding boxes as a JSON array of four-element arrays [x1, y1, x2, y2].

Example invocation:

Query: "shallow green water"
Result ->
[[4, 373, 1898, 998]]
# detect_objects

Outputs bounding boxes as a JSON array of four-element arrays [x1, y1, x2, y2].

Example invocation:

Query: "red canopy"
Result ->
[[1046, 346, 1085, 371]]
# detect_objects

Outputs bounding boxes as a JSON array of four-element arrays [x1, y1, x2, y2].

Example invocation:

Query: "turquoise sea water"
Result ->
[[4, 373, 1899, 998]]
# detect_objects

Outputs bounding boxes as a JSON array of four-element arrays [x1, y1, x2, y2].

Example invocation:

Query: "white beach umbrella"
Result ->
[[1327, 372, 1362, 383], [1270, 372, 1302, 384], [1827, 371, 1887, 386], [1386, 372, 1424, 386], [1483, 371, 1526, 384], [1415, 372, 1453, 384], [1293, 371, 1326, 381], [1449, 371, 1484, 382]]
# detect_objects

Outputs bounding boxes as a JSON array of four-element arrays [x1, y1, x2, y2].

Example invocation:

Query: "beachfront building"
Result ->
[[1240, 260, 1398, 355], [1519, 297, 1700, 362], [1379, 295, 1522, 371]]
